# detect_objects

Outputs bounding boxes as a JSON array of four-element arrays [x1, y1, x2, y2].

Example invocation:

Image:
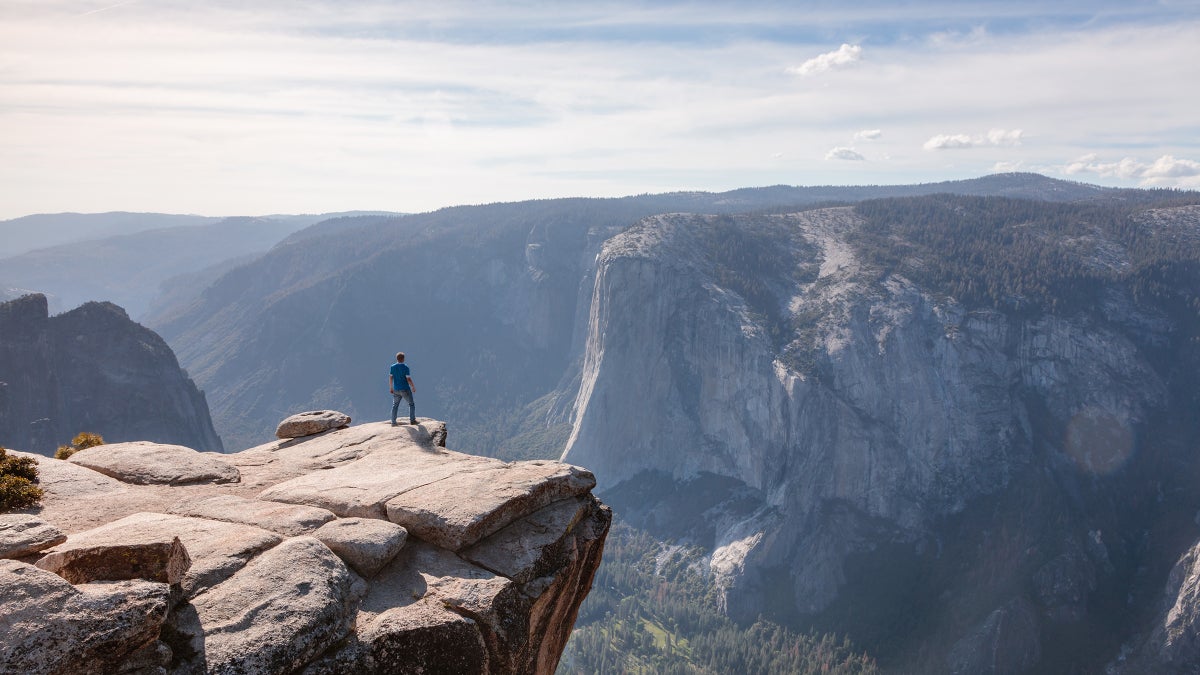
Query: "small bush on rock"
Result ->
[[55, 432, 104, 460], [0, 446, 44, 512], [73, 432, 104, 450]]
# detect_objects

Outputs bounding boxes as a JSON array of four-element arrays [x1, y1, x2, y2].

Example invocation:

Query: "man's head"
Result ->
[[396, 352, 405, 363]]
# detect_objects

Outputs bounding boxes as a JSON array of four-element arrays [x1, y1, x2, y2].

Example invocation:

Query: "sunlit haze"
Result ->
[[2, 0, 1198, 219]]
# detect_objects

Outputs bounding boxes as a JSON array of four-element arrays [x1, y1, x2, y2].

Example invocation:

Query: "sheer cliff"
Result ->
[[149, 174, 1101, 454], [0, 294, 223, 455], [561, 200, 1200, 671]]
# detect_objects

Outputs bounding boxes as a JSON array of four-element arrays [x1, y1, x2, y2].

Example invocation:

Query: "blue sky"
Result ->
[[1, 0, 1198, 218]]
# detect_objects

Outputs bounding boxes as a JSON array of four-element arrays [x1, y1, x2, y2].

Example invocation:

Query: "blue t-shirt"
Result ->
[[390, 362, 411, 391]]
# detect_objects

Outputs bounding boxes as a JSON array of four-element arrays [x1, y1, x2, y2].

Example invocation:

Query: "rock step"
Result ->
[[68, 441, 240, 486], [0, 514, 67, 559]]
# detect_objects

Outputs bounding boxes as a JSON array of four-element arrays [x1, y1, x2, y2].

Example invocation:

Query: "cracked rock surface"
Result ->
[[1, 420, 610, 674]]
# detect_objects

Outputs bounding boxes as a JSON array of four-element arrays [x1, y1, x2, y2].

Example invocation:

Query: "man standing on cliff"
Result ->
[[389, 352, 417, 425]]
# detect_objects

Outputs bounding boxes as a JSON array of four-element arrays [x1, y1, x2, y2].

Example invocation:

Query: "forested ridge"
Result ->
[[849, 193, 1200, 316], [559, 523, 877, 674]]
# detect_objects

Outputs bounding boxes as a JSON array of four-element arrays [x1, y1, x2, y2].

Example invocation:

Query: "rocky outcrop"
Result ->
[[0, 514, 66, 559], [0, 420, 609, 674], [0, 560, 172, 674], [0, 294, 223, 455], [275, 410, 351, 439]]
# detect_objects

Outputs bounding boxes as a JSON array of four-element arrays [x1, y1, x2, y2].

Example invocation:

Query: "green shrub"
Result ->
[[54, 432, 104, 460], [0, 446, 39, 481], [0, 446, 44, 512], [72, 432, 104, 450]]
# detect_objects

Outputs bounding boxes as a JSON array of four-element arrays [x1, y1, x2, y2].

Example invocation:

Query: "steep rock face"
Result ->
[[0, 294, 222, 455], [149, 175, 1096, 454], [1116, 535, 1200, 674], [1, 421, 609, 675], [562, 206, 1198, 670]]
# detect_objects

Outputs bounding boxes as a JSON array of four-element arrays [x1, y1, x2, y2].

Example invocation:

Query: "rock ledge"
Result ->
[[1, 421, 610, 675]]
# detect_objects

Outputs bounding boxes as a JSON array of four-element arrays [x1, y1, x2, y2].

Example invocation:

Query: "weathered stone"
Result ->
[[0, 420, 609, 675], [36, 532, 190, 586], [6, 449, 126, 498], [363, 541, 518, 670], [360, 600, 490, 675], [169, 493, 337, 536], [276, 410, 352, 439], [230, 420, 450, 488], [259, 443, 503, 519], [0, 513, 66, 559], [36, 512, 280, 597], [67, 441, 239, 486], [116, 639, 172, 674], [0, 560, 170, 674], [313, 517, 408, 579], [385, 461, 596, 551], [186, 536, 361, 675], [521, 500, 612, 675], [461, 496, 592, 583], [358, 500, 611, 675]]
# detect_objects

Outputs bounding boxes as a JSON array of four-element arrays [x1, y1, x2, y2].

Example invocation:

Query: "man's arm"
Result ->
[[389, 374, 395, 394], [406, 375, 415, 393]]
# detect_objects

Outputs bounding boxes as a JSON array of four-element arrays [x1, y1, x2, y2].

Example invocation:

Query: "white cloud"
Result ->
[[1065, 154, 1200, 184], [1144, 154, 1200, 179], [992, 160, 1024, 172], [826, 147, 865, 161], [854, 129, 882, 141], [924, 134, 974, 150], [1, 4, 1199, 217], [924, 129, 1023, 150], [985, 129, 1023, 146], [788, 44, 862, 77]]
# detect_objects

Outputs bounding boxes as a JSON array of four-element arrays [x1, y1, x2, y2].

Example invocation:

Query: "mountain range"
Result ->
[[9, 173, 1200, 672]]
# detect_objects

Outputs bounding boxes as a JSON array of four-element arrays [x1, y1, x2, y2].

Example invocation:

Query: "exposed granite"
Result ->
[[1, 420, 609, 674]]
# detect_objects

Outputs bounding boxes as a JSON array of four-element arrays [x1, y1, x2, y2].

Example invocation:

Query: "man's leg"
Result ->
[[404, 390, 416, 424], [391, 393, 401, 425]]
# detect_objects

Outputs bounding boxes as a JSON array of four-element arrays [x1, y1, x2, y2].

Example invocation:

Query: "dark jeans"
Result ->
[[391, 390, 415, 424]]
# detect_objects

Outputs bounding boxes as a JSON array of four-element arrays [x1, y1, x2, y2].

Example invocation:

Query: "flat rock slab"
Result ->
[[0, 514, 67, 559], [6, 449, 126, 498], [385, 461, 597, 551], [169, 494, 337, 536], [36, 512, 281, 598], [68, 441, 240, 486], [313, 517, 408, 578], [276, 410, 352, 438], [0, 560, 170, 674], [229, 420, 449, 488], [188, 536, 359, 675], [462, 496, 593, 583], [259, 445, 503, 519]]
